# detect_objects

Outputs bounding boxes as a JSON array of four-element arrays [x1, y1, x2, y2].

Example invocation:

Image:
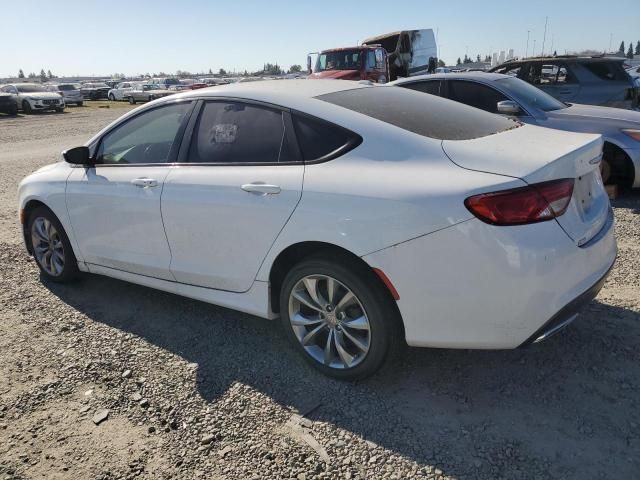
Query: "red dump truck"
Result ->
[[307, 29, 438, 83]]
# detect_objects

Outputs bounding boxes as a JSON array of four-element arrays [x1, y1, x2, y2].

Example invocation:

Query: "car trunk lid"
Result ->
[[442, 124, 609, 246]]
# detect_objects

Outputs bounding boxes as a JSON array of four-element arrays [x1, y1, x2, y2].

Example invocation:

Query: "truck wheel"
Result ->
[[128, 96, 136, 105]]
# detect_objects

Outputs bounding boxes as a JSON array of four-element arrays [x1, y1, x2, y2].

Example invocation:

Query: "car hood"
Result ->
[[308, 70, 361, 80], [548, 103, 640, 125], [20, 92, 61, 100]]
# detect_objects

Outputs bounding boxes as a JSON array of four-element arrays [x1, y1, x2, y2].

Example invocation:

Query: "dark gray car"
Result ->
[[392, 72, 640, 187], [489, 56, 638, 110]]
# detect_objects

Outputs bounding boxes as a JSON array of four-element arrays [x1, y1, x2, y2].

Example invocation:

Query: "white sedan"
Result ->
[[107, 81, 139, 101], [18, 80, 616, 379]]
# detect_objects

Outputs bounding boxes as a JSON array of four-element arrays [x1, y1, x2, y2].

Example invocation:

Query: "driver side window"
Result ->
[[96, 102, 191, 165]]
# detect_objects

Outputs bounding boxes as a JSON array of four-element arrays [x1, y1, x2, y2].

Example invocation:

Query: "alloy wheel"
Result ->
[[31, 217, 65, 276], [288, 274, 371, 369]]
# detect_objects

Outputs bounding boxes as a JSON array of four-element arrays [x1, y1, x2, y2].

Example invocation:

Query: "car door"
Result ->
[[66, 100, 195, 279], [540, 63, 581, 103], [161, 99, 304, 292]]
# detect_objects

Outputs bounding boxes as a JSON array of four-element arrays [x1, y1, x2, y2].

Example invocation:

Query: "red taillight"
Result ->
[[464, 178, 574, 226]]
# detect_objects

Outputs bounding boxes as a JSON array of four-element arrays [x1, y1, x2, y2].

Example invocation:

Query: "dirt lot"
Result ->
[[0, 106, 639, 480]]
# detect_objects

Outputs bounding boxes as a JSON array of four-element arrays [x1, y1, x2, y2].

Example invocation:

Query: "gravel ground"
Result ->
[[0, 107, 639, 480]]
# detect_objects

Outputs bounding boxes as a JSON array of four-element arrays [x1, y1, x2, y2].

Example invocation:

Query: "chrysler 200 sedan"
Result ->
[[18, 80, 617, 379]]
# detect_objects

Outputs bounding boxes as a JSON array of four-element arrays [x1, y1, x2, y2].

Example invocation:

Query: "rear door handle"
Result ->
[[131, 177, 158, 188], [241, 183, 281, 195]]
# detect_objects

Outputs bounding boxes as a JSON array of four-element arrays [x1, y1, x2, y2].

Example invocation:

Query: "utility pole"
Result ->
[[608, 33, 613, 53], [550, 34, 554, 55], [541, 16, 548, 56], [525, 30, 530, 58], [533, 39, 537, 56]]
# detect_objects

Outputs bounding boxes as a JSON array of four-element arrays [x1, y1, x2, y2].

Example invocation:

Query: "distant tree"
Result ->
[[288, 64, 302, 74], [18, 69, 25, 78], [618, 41, 625, 55], [627, 43, 634, 59], [484, 55, 491, 62], [463, 54, 472, 64], [476, 54, 481, 62], [28, 72, 36, 78], [437, 59, 446, 67], [636, 41, 640, 56], [553, 50, 557, 56], [456, 57, 461, 65], [157, 71, 167, 77], [208, 68, 213, 75], [243, 70, 248, 76], [39, 69, 47, 82], [219, 68, 227, 76], [47, 69, 53, 79]]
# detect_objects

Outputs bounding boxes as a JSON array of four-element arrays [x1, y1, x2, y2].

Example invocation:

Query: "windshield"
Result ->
[[16, 84, 46, 93], [315, 50, 362, 72], [495, 77, 567, 111]]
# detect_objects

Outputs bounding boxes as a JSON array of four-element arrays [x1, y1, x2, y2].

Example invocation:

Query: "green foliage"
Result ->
[[18, 69, 25, 78]]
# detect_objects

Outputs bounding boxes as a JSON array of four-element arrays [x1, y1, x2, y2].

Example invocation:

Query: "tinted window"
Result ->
[[58, 84, 77, 91], [96, 102, 191, 164], [16, 84, 46, 93], [447, 80, 507, 113], [317, 87, 518, 140], [188, 102, 287, 164], [583, 62, 627, 81], [293, 114, 359, 161], [495, 77, 566, 111], [400, 80, 441, 96]]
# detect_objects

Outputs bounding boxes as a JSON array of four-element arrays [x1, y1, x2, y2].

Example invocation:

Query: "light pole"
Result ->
[[541, 16, 548, 56], [533, 39, 537, 57], [526, 30, 530, 58]]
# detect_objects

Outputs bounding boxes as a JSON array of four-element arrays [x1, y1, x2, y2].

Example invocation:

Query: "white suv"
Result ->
[[1, 83, 65, 113]]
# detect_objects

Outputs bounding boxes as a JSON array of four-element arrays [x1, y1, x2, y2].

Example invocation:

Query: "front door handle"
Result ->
[[241, 183, 281, 195], [131, 177, 158, 188]]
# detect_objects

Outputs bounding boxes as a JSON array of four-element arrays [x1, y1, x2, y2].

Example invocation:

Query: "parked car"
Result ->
[[148, 77, 181, 90], [18, 80, 616, 379], [45, 83, 83, 106], [626, 65, 640, 86], [125, 84, 175, 104], [392, 72, 640, 187], [0, 91, 18, 115], [490, 56, 638, 109], [108, 82, 138, 101], [0, 83, 64, 113], [80, 82, 110, 100]]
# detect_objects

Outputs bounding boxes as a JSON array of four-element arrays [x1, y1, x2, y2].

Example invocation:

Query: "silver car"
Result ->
[[108, 81, 138, 101], [126, 84, 174, 104], [490, 57, 638, 110], [392, 72, 640, 188], [45, 83, 83, 106]]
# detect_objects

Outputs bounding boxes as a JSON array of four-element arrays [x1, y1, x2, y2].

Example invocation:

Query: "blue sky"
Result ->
[[3, 0, 639, 77]]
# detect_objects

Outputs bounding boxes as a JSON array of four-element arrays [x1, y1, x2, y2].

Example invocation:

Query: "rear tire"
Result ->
[[22, 100, 32, 114], [279, 254, 400, 380], [27, 206, 79, 283], [128, 96, 136, 105]]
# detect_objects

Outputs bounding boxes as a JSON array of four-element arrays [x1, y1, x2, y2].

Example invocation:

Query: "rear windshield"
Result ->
[[58, 84, 77, 91], [316, 87, 519, 140]]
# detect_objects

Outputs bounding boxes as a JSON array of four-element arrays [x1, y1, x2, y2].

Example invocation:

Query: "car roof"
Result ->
[[494, 56, 626, 67], [391, 72, 507, 84], [161, 79, 369, 103]]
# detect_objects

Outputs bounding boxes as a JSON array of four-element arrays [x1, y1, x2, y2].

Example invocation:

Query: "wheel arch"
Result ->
[[267, 241, 404, 338], [21, 199, 53, 254], [602, 140, 635, 188]]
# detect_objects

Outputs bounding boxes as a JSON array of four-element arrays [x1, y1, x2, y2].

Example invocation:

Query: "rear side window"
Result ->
[[583, 62, 627, 81], [188, 101, 289, 164], [293, 114, 360, 161], [447, 80, 507, 113], [400, 80, 441, 96], [317, 87, 518, 140]]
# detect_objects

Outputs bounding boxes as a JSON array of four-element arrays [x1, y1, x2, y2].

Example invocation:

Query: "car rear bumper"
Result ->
[[363, 209, 617, 349]]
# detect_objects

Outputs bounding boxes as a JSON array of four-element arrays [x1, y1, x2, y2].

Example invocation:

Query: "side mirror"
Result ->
[[307, 55, 312, 74], [63, 146, 91, 165], [497, 100, 521, 115]]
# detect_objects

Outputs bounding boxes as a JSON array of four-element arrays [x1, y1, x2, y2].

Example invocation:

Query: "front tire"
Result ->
[[279, 255, 400, 380], [27, 207, 79, 283], [128, 96, 136, 104], [22, 100, 32, 114], [108, 93, 115, 101]]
